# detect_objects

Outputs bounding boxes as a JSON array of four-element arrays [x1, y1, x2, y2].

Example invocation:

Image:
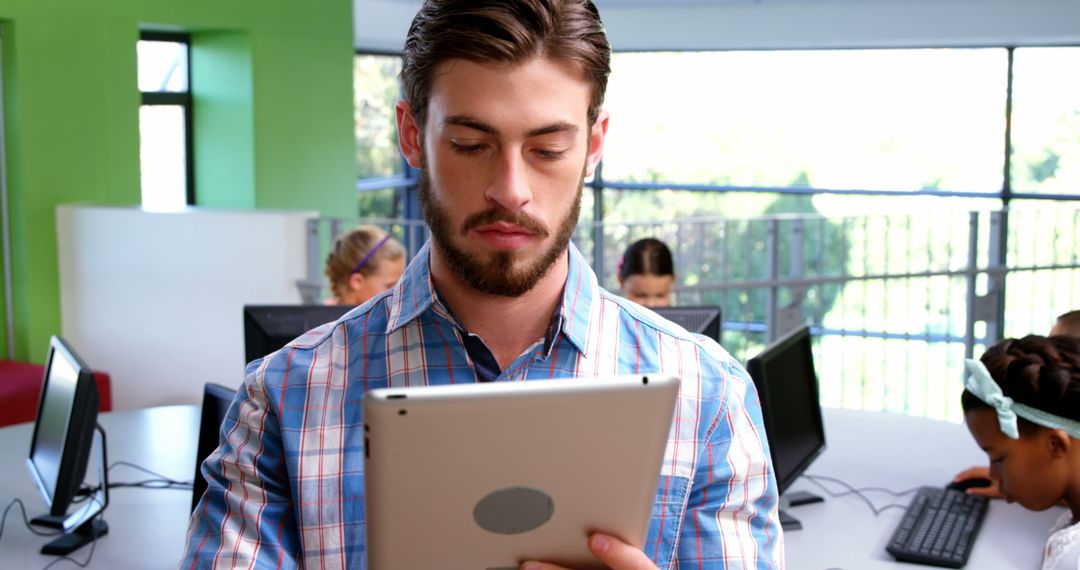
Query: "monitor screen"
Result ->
[[27, 336, 101, 518], [243, 305, 355, 364], [746, 326, 826, 495], [652, 305, 722, 344]]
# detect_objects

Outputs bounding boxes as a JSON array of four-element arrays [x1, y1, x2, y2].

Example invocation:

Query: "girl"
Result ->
[[617, 237, 675, 308], [324, 225, 406, 305], [962, 335, 1080, 570]]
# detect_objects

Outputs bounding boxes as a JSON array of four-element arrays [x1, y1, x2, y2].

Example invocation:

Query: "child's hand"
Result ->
[[952, 466, 1003, 499]]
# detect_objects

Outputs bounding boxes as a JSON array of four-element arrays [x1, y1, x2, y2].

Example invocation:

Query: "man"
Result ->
[[181, 1, 782, 568]]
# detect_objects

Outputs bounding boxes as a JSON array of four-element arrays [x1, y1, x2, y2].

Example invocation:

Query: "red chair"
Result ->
[[0, 360, 112, 428]]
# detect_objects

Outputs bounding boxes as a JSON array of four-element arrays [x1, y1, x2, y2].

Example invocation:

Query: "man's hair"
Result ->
[[1056, 310, 1080, 336], [401, 0, 611, 131], [961, 335, 1080, 428]]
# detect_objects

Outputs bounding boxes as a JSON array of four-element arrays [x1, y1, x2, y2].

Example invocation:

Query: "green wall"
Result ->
[[0, 0, 356, 362]]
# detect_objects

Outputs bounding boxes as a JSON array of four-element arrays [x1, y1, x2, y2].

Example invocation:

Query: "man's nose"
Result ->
[[485, 149, 531, 211]]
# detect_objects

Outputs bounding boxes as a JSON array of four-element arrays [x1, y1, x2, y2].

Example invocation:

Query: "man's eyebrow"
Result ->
[[444, 115, 498, 135], [443, 116, 578, 139], [527, 122, 578, 138]]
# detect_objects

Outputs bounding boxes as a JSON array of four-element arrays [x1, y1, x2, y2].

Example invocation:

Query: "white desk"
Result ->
[[786, 408, 1063, 569], [0, 405, 198, 569], [1, 405, 1060, 569]]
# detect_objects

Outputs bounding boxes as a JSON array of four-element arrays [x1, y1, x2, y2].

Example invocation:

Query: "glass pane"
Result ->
[[1002, 200, 1080, 336], [603, 49, 1007, 194], [355, 54, 404, 178], [1010, 47, 1080, 196], [137, 40, 189, 93], [139, 105, 188, 211], [357, 188, 400, 218]]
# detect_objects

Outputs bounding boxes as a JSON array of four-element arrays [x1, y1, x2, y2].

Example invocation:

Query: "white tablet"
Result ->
[[363, 374, 680, 570]]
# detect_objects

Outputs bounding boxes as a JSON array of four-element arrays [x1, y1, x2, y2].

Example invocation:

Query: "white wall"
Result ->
[[354, 0, 1080, 52], [56, 206, 316, 410]]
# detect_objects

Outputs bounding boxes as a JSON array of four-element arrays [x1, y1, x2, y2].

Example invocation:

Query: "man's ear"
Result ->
[[1047, 428, 1071, 458], [396, 100, 424, 169], [584, 109, 609, 178]]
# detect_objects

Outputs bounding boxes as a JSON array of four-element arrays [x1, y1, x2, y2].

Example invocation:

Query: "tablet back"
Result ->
[[363, 374, 680, 570]]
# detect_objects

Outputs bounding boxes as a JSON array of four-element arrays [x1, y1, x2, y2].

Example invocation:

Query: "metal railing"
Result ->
[[301, 206, 1080, 421]]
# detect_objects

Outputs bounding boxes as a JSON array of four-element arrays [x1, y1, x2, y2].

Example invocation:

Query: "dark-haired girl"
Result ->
[[961, 335, 1080, 569]]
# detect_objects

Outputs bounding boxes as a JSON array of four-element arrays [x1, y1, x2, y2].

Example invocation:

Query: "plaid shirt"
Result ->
[[182, 242, 783, 569]]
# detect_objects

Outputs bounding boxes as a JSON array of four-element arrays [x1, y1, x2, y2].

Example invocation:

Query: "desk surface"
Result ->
[[0, 405, 197, 569], [0, 405, 1061, 569], [786, 408, 1062, 569]]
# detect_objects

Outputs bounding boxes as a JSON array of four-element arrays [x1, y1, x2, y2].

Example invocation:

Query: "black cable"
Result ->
[[802, 474, 916, 516], [108, 460, 193, 487], [0, 498, 63, 540], [108, 479, 192, 490], [38, 496, 105, 570], [805, 474, 922, 498]]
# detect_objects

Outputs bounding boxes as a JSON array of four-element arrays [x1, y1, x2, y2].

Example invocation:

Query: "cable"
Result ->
[[0, 497, 103, 570], [0, 498, 63, 541], [108, 460, 193, 487], [38, 496, 105, 570], [108, 479, 192, 491], [802, 474, 914, 516]]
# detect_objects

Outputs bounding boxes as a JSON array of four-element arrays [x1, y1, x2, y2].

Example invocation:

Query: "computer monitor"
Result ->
[[243, 304, 354, 363], [26, 336, 109, 555], [653, 305, 723, 344], [746, 326, 826, 531]]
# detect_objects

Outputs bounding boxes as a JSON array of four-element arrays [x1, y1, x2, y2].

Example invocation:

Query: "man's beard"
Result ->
[[418, 168, 582, 298]]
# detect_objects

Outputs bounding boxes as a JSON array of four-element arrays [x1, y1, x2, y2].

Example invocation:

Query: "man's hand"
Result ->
[[520, 533, 658, 570]]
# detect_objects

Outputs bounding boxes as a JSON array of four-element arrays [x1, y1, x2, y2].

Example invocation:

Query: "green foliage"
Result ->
[[357, 188, 399, 219], [355, 55, 403, 179], [1028, 150, 1060, 184]]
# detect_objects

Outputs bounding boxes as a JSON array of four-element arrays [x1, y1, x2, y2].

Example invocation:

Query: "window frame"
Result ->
[[139, 31, 195, 206]]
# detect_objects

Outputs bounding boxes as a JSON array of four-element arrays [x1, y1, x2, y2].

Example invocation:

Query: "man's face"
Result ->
[[398, 57, 608, 297]]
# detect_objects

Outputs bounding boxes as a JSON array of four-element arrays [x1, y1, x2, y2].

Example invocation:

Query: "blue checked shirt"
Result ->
[[182, 242, 783, 569]]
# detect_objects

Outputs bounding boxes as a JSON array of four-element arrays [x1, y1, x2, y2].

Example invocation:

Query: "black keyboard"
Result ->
[[885, 486, 989, 568]]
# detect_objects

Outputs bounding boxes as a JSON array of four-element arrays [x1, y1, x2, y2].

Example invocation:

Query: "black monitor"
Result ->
[[653, 305, 722, 344], [243, 304, 354, 364], [746, 326, 826, 531], [26, 336, 109, 555]]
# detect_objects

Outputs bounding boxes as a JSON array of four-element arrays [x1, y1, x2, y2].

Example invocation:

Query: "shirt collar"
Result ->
[[385, 240, 598, 358]]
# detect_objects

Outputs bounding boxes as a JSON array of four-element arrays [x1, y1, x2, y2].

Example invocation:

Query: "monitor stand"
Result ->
[[778, 509, 802, 531], [31, 424, 110, 556], [779, 490, 824, 531]]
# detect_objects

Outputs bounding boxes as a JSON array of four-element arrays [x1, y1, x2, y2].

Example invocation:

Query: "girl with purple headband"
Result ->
[[324, 225, 405, 305]]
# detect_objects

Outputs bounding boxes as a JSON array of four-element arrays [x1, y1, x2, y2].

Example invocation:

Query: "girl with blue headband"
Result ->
[[961, 335, 1080, 570], [324, 225, 406, 305]]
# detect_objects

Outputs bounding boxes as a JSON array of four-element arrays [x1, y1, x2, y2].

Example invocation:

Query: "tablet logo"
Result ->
[[473, 486, 554, 535]]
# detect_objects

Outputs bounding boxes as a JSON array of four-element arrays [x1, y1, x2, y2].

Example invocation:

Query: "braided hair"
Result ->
[[962, 335, 1080, 431]]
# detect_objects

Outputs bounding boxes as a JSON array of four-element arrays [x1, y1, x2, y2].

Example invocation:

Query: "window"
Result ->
[[138, 33, 193, 211], [354, 53, 408, 218], [1009, 47, 1080, 198], [603, 49, 1007, 200]]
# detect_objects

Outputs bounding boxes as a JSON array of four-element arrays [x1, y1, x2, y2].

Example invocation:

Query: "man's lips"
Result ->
[[473, 222, 538, 249], [474, 221, 536, 236]]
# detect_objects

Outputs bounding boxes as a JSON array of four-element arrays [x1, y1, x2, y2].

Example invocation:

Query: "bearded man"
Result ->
[[182, 1, 782, 568]]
